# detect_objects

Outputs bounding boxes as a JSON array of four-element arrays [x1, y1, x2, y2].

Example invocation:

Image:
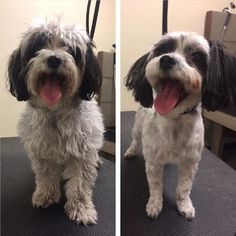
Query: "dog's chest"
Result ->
[[18, 108, 84, 162], [18, 101, 104, 163], [142, 114, 204, 164]]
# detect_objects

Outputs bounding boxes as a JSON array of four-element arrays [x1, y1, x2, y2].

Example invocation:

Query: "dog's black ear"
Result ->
[[79, 42, 102, 100], [125, 53, 153, 108], [202, 41, 236, 111], [7, 48, 29, 101]]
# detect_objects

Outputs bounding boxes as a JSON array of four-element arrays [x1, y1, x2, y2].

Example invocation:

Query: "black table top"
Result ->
[[121, 111, 236, 236], [1, 137, 115, 236]]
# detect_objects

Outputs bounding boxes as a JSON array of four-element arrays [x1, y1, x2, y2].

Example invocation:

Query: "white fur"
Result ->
[[10, 19, 104, 225], [125, 32, 209, 220], [19, 99, 104, 225], [125, 106, 203, 219]]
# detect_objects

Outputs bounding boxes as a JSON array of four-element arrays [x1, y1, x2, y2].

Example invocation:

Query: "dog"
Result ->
[[7, 18, 104, 225], [125, 32, 236, 220]]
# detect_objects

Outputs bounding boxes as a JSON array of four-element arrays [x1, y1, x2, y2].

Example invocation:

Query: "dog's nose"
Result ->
[[159, 55, 176, 70], [47, 55, 62, 69]]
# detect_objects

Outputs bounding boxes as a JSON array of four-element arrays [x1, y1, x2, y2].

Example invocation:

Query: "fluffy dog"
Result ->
[[7, 19, 104, 225], [125, 32, 236, 220]]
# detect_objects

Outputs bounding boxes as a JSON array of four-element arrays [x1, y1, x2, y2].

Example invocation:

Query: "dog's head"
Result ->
[[126, 32, 236, 116], [7, 18, 101, 108]]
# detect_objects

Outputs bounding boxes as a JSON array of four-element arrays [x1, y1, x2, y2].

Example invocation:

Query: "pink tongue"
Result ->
[[40, 79, 62, 106], [154, 81, 182, 115]]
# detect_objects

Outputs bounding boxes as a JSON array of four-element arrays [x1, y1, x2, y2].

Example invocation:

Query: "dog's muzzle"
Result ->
[[47, 55, 62, 69], [159, 55, 176, 71]]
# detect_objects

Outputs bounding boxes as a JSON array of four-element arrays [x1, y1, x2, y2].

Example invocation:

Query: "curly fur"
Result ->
[[7, 18, 104, 225]]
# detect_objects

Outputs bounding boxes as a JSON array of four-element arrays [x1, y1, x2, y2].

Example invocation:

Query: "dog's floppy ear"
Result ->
[[202, 41, 236, 111], [7, 48, 29, 101], [125, 53, 153, 108], [79, 42, 102, 100]]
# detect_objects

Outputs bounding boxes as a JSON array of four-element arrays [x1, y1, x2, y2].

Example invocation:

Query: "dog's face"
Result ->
[[8, 19, 101, 108], [126, 32, 209, 117], [126, 32, 236, 115], [146, 32, 209, 116]]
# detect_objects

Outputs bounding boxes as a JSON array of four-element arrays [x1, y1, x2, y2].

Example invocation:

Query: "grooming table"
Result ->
[[121, 112, 236, 236], [1, 137, 115, 236]]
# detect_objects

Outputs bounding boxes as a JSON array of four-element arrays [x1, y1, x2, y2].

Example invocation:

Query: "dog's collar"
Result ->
[[181, 105, 198, 115]]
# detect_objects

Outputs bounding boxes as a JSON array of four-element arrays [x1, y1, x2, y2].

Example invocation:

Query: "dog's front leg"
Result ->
[[176, 161, 198, 220], [31, 159, 61, 208], [124, 113, 142, 159], [64, 155, 98, 225], [145, 160, 164, 219]]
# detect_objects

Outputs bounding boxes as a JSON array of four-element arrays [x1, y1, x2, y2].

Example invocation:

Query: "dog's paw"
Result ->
[[124, 149, 137, 159], [146, 198, 162, 219], [32, 189, 60, 208], [177, 198, 195, 220], [64, 201, 97, 225]]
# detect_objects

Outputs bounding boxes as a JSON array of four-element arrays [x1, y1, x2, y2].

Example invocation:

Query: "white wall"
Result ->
[[0, 0, 115, 137], [121, 0, 231, 111]]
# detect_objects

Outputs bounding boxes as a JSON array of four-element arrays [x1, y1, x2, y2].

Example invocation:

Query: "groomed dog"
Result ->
[[7, 19, 104, 225], [125, 32, 236, 220]]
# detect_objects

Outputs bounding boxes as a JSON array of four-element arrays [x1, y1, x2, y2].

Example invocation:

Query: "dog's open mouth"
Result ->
[[38, 73, 65, 106], [154, 79, 187, 115]]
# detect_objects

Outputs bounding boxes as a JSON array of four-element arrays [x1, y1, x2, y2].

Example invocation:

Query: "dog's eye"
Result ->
[[159, 48, 170, 54], [153, 45, 172, 56], [191, 51, 205, 62], [63, 46, 74, 54], [190, 51, 208, 73], [63, 45, 82, 63], [152, 39, 177, 57], [71, 48, 82, 63]]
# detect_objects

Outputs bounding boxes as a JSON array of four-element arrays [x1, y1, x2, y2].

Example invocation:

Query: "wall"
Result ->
[[0, 0, 232, 135], [121, 0, 231, 111], [0, 0, 115, 137]]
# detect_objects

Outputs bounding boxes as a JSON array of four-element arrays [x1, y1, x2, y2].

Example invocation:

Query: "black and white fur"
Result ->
[[125, 32, 236, 220], [7, 19, 104, 225]]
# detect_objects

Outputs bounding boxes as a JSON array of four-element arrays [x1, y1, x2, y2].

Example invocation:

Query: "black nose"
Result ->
[[159, 55, 176, 70], [47, 55, 62, 69]]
